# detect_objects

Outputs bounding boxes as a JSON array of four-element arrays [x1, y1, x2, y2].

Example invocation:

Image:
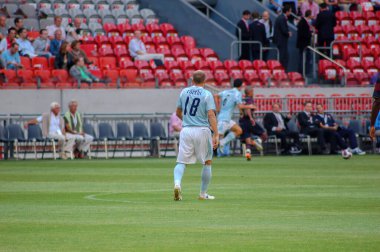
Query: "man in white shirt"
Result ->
[[128, 30, 164, 63], [25, 102, 75, 160], [46, 16, 66, 40], [16, 28, 37, 58]]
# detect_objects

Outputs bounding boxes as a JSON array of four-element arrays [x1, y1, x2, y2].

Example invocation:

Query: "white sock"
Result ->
[[220, 132, 236, 146], [174, 163, 186, 187], [200, 165, 212, 194]]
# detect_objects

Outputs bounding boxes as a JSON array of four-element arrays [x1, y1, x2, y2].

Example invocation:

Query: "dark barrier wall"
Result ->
[[212, 0, 299, 72], [139, 0, 236, 60]]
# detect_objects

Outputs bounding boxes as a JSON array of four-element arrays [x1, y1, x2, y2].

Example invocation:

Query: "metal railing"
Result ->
[[230, 40, 280, 60], [305, 46, 348, 86], [330, 40, 362, 60]]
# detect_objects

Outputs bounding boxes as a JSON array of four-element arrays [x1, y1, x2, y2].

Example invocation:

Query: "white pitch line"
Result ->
[[84, 189, 171, 204]]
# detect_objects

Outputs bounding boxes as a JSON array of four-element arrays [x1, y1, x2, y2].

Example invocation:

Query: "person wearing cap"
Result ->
[[24, 102, 75, 160]]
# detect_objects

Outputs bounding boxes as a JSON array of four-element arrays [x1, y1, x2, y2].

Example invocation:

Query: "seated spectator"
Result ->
[[6, 28, 17, 49], [339, 0, 357, 11], [238, 87, 266, 157], [33, 29, 52, 58], [16, 28, 37, 58], [300, 0, 319, 19], [69, 40, 92, 65], [47, 16, 66, 39], [24, 102, 75, 160], [0, 33, 6, 54], [54, 41, 74, 70], [0, 15, 7, 35], [14, 18, 24, 33], [66, 18, 84, 43], [314, 104, 365, 155], [325, 0, 341, 13], [1, 42, 23, 70], [49, 29, 64, 56], [263, 103, 302, 154], [129, 30, 164, 64], [64, 100, 93, 159], [297, 102, 328, 154], [69, 57, 100, 84], [169, 112, 182, 138]]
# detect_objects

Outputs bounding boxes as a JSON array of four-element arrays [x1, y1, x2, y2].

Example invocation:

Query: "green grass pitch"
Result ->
[[0, 156, 379, 251]]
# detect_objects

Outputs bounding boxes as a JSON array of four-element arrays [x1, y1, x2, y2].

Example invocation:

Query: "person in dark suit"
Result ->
[[250, 12, 269, 61], [297, 102, 328, 153], [315, 3, 336, 56], [263, 103, 302, 154], [314, 104, 366, 155], [273, 5, 292, 71], [236, 10, 251, 60], [296, 10, 313, 74]]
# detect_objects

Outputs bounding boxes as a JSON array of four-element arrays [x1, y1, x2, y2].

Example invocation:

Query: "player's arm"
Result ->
[[176, 107, 183, 120], [208, 110, 219, 149], [370, 98, 380, 140], [214, 94, 221, 113], [237, 103, 256, 110], [24, 118, 39, 129]]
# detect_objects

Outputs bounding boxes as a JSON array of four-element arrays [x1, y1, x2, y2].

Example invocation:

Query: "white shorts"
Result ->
[[177, 127, 213, 165], [218, 120, 236, 135]]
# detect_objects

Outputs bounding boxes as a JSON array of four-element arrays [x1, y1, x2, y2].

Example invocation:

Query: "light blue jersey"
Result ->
[[375, 111, 380, 130], [217, 88, 242, 122], [177, 86, 216, 127]]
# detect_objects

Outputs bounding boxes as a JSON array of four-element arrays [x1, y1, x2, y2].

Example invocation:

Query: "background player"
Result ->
[[214, 79, 256, 155], [173, 70, 219, 201]]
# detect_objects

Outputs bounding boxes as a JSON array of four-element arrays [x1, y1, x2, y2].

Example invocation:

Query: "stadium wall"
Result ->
[[139, 0, 236, 60], [0, 87, 371, 114]]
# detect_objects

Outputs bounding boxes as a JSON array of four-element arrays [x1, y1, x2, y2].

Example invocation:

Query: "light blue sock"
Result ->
[[201, 165, 212, 194], [220, 132, 236, 146], [174, 163, 186, 186]]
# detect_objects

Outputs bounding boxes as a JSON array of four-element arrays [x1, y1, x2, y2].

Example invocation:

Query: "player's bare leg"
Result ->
[[219, 124, 242, 154], [199, 160, 215, 200]]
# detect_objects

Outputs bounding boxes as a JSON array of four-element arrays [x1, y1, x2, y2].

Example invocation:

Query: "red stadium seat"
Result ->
[[272, 71, 289, 87], [209, 60, 225, 71], [20, 57, 32, 70], [334, 25, 344, 38], [346, 58, 364, 73], [169, 71, 187, 88], [181, 36, 196, 49], [335, 11, 351, 26], [267, 60, 284, 74], [146, 23, 163, 37], [103, 23, 119, 36], [238, 60, 253, 71], [87, 57, 99, 69], [132, 23, 147, 34], [243, 71, 261, 87], [114, 46, 130, 59], [194, 60, 211, 70], [164, 61, 181, 72], [350, 11, 365, 26], [185, 48, 202, 62], [32, 57, 49, 69], [99, 57, 117, 70], [342, 46, 358, 61], [80, 44, 98, 57], [203, 70, 217, 86], [214, 70, 231, 87], [120, 69, 140, 88], [288, 72, 305, 87], [103, 70, 119, 88], [18, 70, 37, 88], [224, 60, 239, 72], [118, 23, 133, 37], [98, 45, 114, 56], [156, 71, 173, 88], [370, 25, 380, 38], [179, 61, 195, 71], [140, 70, 156, 88], [259, 72, 273, 86], [364, 11, 378, 26], [171, 48, 188, 61], [357, 24, 372, 37], [109, 36, 126, 48], [343, 25, 359, 38], [134, 60, 151, 71], [3, 70, 20, 88], [230, 69, 243, 81], [156, 48, 174, 61], [319, 60, 337, 80], [34, 70, 54, 88], [354, 72, 370, 86], [361, 46, 375, 62], [95, 35, 111, 46], [81, 35, 96, 45], [362, 36, 380, 49], [167, 36, 183, 49], [160, 23, 178, 37], [153, 36, 169, 49], [200, 48, 218, 61], [27, 31, 40, 41]]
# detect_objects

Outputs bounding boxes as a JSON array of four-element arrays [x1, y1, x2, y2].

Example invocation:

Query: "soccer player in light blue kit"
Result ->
[[173, 70, 219, 201], [215, 79, 255, 154]]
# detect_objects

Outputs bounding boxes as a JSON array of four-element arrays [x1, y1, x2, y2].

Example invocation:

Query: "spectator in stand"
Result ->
[[69, 40, 93, 65], [0, 33, 6, 54], [6, 28, 17, 49], [54, 41, 74, 70], [14, 18, 24, 32], [50, 29, 64, 56], [273, 5, 292, 71], [46, 16, 66, 39], [69, 57, 100, 84], [325, 0, 341, 13], [300, 0, 320, 19], [66, 18, 84, 43], [250, 12, 268, 61], [263, 103, 302, 154], [314, 104, 366, 155], [339, 0, 357, 12], [296, 10, 312, 74], [169, 112, 182, 138], [64, 100, 93, 159], [33, 29, 52, 58], [24, 102, 75, 160], [16, 28, 37, 58], [0, 16, 7, 35], [260, 11, 273, 60], [129, 30, 164, 64], [315, 3, 336, 56], [1, 43, 23, 70], [297, 102, 328, 154], [236, 10, 251, 60]]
